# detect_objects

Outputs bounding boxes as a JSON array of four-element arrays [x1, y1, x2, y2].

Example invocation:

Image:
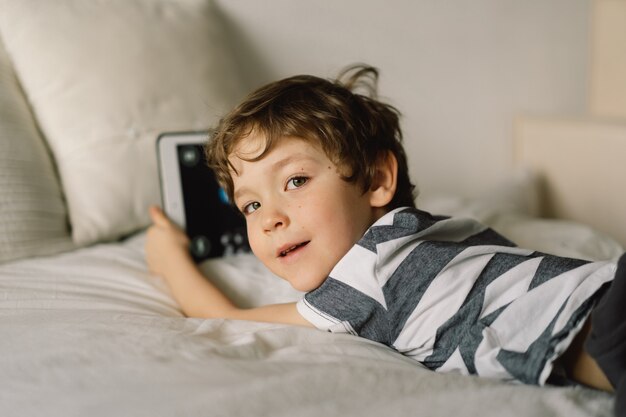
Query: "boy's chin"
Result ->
[[269, 264, 330, 293], [286, 275, 327, 293]]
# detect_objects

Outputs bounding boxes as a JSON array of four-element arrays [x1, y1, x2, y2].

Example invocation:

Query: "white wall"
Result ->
[[215, 0, 590, 200]]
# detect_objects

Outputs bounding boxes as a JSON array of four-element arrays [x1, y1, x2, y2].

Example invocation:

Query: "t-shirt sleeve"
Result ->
[[295, 234, 393, 342], [296, 297, 352, 333]]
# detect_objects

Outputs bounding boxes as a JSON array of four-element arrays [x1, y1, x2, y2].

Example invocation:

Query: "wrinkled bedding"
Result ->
[[0, 231, 616, 417]]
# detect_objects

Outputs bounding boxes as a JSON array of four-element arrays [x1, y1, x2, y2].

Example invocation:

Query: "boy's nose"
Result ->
[[262, 207, 289, 232]]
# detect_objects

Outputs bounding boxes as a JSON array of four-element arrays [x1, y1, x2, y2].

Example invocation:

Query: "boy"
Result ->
[[145, 65, 625, 415]]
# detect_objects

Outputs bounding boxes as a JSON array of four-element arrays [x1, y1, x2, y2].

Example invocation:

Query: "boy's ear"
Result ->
[[369, 151, 398, 208]]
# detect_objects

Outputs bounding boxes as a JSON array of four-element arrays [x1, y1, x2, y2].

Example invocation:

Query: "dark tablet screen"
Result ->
[[177, 144, 250, 261]]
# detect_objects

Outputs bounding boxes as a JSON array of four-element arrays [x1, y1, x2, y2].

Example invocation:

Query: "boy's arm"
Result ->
[[145, 206, 312, 327]]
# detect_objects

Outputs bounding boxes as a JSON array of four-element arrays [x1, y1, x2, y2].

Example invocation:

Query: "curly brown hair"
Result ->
[[205, 64, 416, 210]]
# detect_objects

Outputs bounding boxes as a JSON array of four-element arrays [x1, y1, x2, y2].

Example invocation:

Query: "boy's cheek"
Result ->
[[246, 233, 264, 260]]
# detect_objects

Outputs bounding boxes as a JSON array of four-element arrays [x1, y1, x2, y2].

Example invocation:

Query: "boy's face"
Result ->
[[229, 134, 382, 292]]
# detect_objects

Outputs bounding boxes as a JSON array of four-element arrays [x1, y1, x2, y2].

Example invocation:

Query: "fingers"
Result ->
[[149, 205, 171, 228]]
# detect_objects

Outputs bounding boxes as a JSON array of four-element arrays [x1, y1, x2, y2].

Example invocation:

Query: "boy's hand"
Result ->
[[145, 205, 192, 276], [144, 206, 312, 327]]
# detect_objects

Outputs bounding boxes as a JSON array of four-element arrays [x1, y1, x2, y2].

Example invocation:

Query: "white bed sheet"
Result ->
[[0, 229, 617, 417]]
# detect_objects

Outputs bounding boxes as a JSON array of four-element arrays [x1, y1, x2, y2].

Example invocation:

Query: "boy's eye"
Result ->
[[242, 201, 261, 214], [286, 176, 308, 190]]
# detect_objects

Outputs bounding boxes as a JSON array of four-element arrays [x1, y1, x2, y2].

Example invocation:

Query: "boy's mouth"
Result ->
[[278, 241, 310, 257]]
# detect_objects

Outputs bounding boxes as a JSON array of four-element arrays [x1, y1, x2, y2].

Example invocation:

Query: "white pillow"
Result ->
[[0, 0, 246, 245], [418, 171, 623, 261], [489, 214, 624, 262], [417, 169, 541, 223], [0, 34, 74, 264]]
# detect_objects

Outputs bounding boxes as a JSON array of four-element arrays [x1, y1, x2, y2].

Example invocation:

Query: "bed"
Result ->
[[0, 1, 623, 416], [0, 175, 622, 417]]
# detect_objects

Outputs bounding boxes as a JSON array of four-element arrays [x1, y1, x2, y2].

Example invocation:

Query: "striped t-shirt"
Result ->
[[296, 207, 616, 385]]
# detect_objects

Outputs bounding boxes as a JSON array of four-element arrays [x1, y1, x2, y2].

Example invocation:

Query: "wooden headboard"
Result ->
[[515, 116, 626, 248]]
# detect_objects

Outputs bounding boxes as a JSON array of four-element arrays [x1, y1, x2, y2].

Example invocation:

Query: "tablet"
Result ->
[[157, 131, 250, 262]]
